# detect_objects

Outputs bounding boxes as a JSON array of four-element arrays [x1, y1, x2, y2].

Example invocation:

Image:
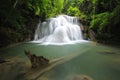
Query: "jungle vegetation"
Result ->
[[0, 0, 120, 47]]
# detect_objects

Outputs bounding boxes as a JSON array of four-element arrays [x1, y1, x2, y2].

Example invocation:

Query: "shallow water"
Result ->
[[0, 42, 120, 80]]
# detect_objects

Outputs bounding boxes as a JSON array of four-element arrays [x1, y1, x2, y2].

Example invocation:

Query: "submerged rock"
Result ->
[[0, 59, 6, 64], [100, 51, 116, 54], [67, 74, 93, 80]]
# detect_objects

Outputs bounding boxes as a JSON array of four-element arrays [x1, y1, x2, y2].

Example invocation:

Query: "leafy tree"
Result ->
[[67, 6, 80, 17]]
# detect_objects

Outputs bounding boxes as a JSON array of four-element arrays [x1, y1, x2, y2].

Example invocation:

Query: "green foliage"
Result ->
[[107, 5, 120, 37], [54, 0, 64, 11], [94, 0, 119, 13], [89, 1, 120, 43], [0, 0, 37, 47], [92, 0, 97, 4], [64, 0, 92, 21], [0, 0, 120, 46], [110, 5, 120, 26], [48, 0, 64, 17], [66, 6, 80, 17], [79, 0, 94, 15], [90, 12, 110, 31]]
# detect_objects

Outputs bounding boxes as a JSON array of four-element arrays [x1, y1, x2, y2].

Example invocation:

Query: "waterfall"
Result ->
[[34, 15, 84, 44]]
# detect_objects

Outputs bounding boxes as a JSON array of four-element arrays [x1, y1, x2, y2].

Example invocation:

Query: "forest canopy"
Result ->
[[0, 0, 120, 47]]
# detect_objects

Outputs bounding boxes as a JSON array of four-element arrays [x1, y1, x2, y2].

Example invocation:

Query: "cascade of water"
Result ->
[[34, 15, 84, 44]]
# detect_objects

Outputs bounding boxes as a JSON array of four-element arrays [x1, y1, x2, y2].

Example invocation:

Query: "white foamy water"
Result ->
[[32, 15, 87, 45]]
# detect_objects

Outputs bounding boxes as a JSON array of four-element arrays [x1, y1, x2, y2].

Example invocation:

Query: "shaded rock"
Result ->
[[0, 59, 27, 80], [100, 51, 116, 54], [88, 29, 96, 41], [79, 23, 96, 40], [0, 58, 7, 64], [67, 74, 93, 80], [24, 50, 49, 68]]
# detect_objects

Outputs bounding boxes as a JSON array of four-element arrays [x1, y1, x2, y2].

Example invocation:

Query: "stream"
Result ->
[[0, 42, 120, 80]]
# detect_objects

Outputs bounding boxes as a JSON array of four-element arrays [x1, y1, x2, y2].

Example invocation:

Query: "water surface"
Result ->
[[0, 42, 120, 80]]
